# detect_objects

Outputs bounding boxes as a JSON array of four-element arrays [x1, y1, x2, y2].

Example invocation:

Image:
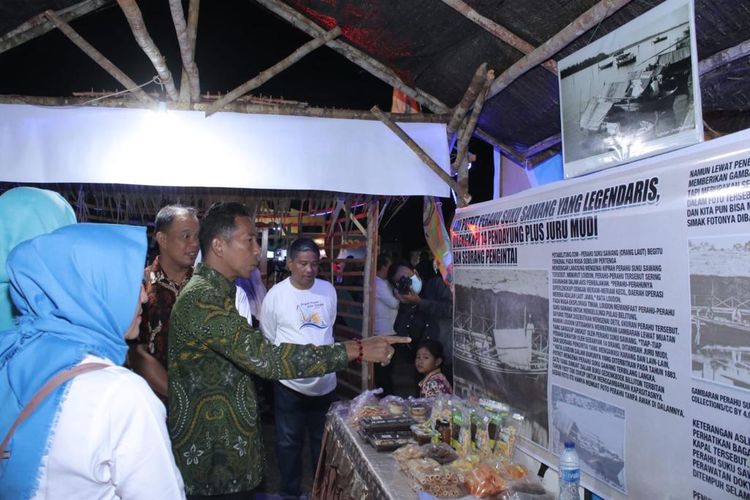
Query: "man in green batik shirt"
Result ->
[[168, 202, 408, 500]]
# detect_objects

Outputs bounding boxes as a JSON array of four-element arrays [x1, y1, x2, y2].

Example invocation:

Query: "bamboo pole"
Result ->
[[0, 94, 449, 123], [455, 70, 494, 205], [205, 26, 342, 116], [371, 105, 470, 205], [42, 10, 155, 105], [168, 0, 200, 102], [179, 0, 201, 103], [253, 0, 527, 164], [0, 0, 110, 56], [446, 63, 487, 140], [488, 0, 633, 100], [116, 0, 179, 101], [440, 0, 557, 74], [362, 201, 379, 390], [253, 0, 449, 113], [699, 37, 750, 76]]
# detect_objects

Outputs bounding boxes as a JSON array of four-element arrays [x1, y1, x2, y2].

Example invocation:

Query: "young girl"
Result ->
[[415, 340, 453, 398]]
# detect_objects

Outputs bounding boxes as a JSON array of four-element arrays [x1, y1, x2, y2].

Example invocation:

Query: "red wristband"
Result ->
[[355, 338, 363, 363]]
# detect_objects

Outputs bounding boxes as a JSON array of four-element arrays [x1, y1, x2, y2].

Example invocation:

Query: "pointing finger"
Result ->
[[384, 336, 411, 344]]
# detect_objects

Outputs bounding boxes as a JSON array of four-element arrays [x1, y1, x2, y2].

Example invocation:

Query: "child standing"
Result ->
[[415, 340, 453, 398]]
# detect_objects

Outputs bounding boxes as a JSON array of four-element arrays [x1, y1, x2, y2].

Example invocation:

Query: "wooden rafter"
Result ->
[[488, 0, 633, 100], [699, 37, 750, 76], [253, 0, 528, 163], [42, 10, 155, 105], [205, 26, 342, 117], [371, 106, 471, 205], [168, 0, 200, 102], [524, 133, 561, 159], [447, 62, 487, 141], [0, 94, 449, 123], [440, 0, 557, 75], [179, 0, 200, 103], [117, 0, 179, 101], [0, 0, 110, 56]]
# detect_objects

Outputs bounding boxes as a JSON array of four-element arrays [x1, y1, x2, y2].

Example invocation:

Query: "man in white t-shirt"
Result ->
[[374, 253, 400, 394], [260, 238, 337, 499]]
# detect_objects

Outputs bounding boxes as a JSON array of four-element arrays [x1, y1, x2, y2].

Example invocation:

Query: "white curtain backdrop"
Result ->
[[0, 103, 451, 197]]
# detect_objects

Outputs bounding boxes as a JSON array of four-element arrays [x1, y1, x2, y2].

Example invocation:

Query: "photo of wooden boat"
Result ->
[[615, 52, 636, 67], [598, 60, 613, 70]]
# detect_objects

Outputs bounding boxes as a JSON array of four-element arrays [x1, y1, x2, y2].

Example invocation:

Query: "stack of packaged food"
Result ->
[[347, 391, 553, 498]]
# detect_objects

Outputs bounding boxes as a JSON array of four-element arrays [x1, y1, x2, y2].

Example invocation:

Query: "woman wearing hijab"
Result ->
[[0, 223, 185, 499], [0, 187, 77, 331]]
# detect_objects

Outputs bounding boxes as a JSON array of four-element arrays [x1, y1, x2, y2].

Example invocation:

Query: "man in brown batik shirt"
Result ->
[[128, 204, 199, 400]]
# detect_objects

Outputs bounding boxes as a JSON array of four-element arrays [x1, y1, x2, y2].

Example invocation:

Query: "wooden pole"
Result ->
[[455, 71, 494, 206], [0, 0, 110, 56], [253, 0, 449, 113], [371, 105, 470, 205], [42, 10, 155, 105], [117, 0, 179, 101], [253, 0, 527, 164], [488, 0, 633, 100], [699, 37, 750, 76], [168, 0, 200, 102], [362, 201, 379, 390], [446, 62, 487, 140], [181, 0, 201, 102], [440, 0, 557, 75], [205, 26, 342, 117]]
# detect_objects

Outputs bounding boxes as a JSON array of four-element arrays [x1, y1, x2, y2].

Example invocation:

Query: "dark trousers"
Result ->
[[274, 382, 337, 498]]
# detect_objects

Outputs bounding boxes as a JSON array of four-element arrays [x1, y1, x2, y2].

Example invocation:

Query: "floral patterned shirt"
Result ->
[[419, 369, 453, 398], [137, 256, 192, 368], [167, 264, 348, 496]]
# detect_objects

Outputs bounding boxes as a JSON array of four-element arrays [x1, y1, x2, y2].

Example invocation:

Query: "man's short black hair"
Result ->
[[288, 238, 320, 260], [198, 202, 250, 256], [154, 205, 197, 234]]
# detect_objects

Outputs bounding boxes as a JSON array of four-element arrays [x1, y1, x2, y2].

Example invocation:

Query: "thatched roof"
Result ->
[[0, 0, 748, 165]]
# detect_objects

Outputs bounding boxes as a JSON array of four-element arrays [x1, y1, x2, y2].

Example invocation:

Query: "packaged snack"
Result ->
[[411, 424, 435, 445], [472, 407, 493, 458], [367, 430, 414, 451], [464, 463, 508, 497], [498, 462, 529, 481], [405, 458, 463, 498], [420, 442, 459, 465], [393, 443, 423, 463], [348, 388, 387, 428], [381, 395, 406, 416], [451, 401, 472, 456], [360, 415, 415, 433]]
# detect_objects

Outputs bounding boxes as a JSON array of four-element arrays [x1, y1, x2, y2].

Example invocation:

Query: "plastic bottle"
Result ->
[[558, 441, 580, 500]]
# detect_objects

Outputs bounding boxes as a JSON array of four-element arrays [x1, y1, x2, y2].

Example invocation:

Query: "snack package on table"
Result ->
[[464, 463, 508, 497], [348, 387, 387, 428], [380, 394, 407, 416], [420, 442, 459, 465], [405, 458, 464, 498]]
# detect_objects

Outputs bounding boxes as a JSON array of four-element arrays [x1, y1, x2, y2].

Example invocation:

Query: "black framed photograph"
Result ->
[[559, 0, 703, 178]]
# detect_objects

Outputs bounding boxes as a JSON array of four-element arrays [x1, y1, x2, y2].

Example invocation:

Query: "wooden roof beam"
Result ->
[[42, 10, 155, 105], [253, 0, 527, 166], [371, 105, 471, 205], [117, 0, 179, 101], [206, 26, 341, 116], [447, 62, 487, 141], [488, 0, 633, 100], [699, 37, 750, 76], [169, 0, 200, 103], [0, 0, 110, 56], [440, 0, 557, 75]]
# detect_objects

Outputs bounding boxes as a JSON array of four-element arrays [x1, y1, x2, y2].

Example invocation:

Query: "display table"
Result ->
[[312, 407, 417, 500]]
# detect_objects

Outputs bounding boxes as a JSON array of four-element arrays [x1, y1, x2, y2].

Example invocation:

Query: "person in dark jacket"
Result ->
[[388, 260, 453, 395]]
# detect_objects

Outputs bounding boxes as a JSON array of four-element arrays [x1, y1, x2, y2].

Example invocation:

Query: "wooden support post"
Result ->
[[455, 71, 494, 206], [168, 0, 200, 102], [43, 10, 155, 105], [446, 63, 487, 141], [371, 106, 471, 205], [361, 201, 379, 390], [117, 0, 179, 101], [0, 0, 110, 56], [440, 0, 557, 74], [488, 0, 633, 100], [205, 26, 342, 117]]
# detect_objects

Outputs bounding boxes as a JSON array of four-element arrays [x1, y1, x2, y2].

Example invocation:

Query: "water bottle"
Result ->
[[559, 441, 580, 500]]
